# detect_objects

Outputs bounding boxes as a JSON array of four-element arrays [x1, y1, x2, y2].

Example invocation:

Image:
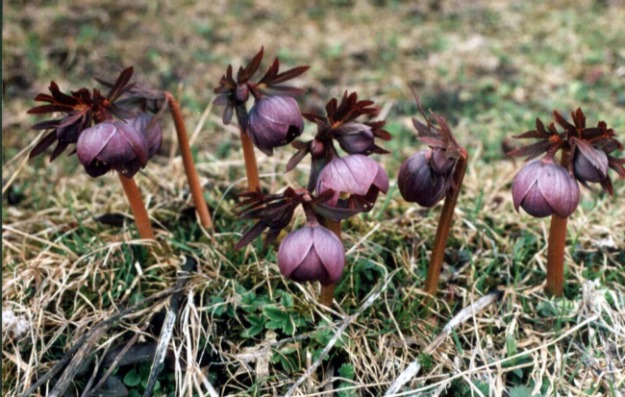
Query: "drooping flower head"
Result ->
[[278, 223, 345, 285], [512, 157, 580, 218], [77, 120, 149, 178], [508, 108, 624, 195], [287, 91, 391, 191], [398, 150, 449, 207], [315, 154, 389, 217], [247, 95, 304, 155], [398, 97, 467, 207], [213, 47, 309, 155], [28, 67, 164, 168]]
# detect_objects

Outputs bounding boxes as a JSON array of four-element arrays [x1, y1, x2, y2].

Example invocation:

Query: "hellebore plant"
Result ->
[[234, 91, 390, 307], [28, 67, 212, 238], [214, 47, 309, 192], [235, 188, 346, 288], [288, 91, 390, 305], [397, 99, 468, 296], [508, 108, 624, 296]]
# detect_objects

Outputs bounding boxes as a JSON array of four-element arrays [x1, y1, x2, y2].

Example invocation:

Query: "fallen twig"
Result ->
[[383, 290, 502, 397]]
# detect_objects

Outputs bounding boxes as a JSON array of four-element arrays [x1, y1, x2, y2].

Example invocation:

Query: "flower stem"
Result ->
[[240, 128, 260, 192], [164, 92, 213, 229], [545, 150, 570, 296], [319, 219, 341, 307], [424, 155, 468, 296], [118, 174, 155, 239], [546, 215, 567, 296]]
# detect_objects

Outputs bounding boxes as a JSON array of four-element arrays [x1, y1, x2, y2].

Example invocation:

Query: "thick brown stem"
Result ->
[[424, 155, 468, 296], [545, 151, 570, 296], [164, 92, 213, 229], [118, 174, 155, 239], [546, 215, 567, 296], [319, 219, 341, 307], [240, 129, 260, 192]]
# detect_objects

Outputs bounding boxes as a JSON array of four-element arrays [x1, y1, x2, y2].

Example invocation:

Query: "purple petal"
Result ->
[[511, 160, 542, 211], [312, 226, 345, 285], [278, 227, 314, 279]]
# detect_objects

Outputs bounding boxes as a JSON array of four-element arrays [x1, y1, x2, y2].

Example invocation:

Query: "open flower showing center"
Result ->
[[512, 158, 580, 218], [315, 154, 389, 212], [278, 224, 345, 285], [77, 120, 148, 178]]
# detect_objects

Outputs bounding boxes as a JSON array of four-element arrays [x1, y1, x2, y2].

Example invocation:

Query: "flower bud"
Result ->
[[248, 95, 304, 155], [77, 120, 148, 178], [333, 122, 375, 154], [316, 154, 389, 211], [234, 83, 250, 103], [278, 224, 345, 285], [512, 158, 580, 218], [573, 145, 608, 183], [127, 113, 162, 159], [398, 150, 449, 207], [429, 147, 456, 175]]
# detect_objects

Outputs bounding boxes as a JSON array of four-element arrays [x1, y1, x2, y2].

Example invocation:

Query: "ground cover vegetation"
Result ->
[[3, 1, 625, 396]]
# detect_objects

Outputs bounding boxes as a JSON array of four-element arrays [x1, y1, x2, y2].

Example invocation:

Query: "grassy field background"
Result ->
[[3, 0, 625, 396]]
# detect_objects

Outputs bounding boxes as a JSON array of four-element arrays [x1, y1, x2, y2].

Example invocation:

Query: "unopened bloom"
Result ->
[[333, 122, 376, 154], [278, 224, 345, 285], [77, 120, 148, 178], [572, 142, 608, 183], [248, 95, 304, 155], [128, 113, 162, 159], [512, 158, 580, 218], [316, 154, 389, 211], [398, 149, 450, 207]]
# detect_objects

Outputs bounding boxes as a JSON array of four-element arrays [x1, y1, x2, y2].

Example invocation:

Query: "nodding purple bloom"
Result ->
[[77, 120, 148, 178], [573, 143, 609, 183], [278, 224, 345, 285], [248, 95, 304, 156], [512, 158, 580, 218], [333, 122, 376, 154], [127, 113, 162, 159], [429, 147, 456, 175], [316, 154, 389, 211], [398, 149, 450, 208]]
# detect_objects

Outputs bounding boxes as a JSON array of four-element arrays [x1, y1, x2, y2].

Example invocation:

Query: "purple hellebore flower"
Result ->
[[398, 149, 450, 207], [127, 113, 162, 159], [573, 142, 609, 183], [77, 120, 148, 178], [333, 122, 376, 154], [278, 224, 345, 285], [248, 95, 304, 156], [316, 154, 389, 211], [512, 158, 580, 218]]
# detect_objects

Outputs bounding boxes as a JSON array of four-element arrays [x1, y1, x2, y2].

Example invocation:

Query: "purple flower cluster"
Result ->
[[214, 47, 308, 156], [509, 109, 624, 218]]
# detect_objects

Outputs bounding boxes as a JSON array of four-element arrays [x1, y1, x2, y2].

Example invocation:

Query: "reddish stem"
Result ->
[[546, 151, 570, 296], [424, 155, 468, 296], [118, 174, 155, 239], [319, 219, 341, 307], [164, 92, 213, 229], [240, 128, 260, 192]]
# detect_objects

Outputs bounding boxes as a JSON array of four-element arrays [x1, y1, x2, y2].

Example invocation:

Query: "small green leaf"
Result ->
[[509, 385, 534, 397], [338, 363, 355, 380], [123, 368, 141, 387]]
